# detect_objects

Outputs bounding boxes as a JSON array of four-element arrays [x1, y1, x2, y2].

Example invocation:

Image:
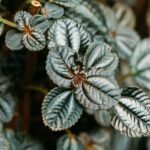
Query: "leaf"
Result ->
[[49, 0, 81, 7], [29, 14, 50, 33], [0, 133, 10, 150], [115, 25, 140, 60], [75, 76, 121, 110], [42, 2, 64, 19], [113, 2, 136, 28], [46, 46, 76, 88], [48, 18, 80, 54], [41, 88, 83, 131], [83, 42, 118, 76], [111, 87, 150, 137], [23, 28, 46, 51], [94, 110, 111, 127], [0, 94, 15, 123], [65, 0, 107, 34], [130, 38, 150, 89], [5, 29, 24, 50], [14, 11, 32, 31], [57, 134, 84, 150]]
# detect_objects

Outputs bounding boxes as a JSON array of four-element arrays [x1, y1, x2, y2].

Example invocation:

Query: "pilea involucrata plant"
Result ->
[[0, 0, 150, 149]]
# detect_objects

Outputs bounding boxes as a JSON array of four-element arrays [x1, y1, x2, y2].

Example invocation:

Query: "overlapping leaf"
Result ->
[[130, 38, 150, 89], [0, 94, 15, 123], [65, 0, 107, 36], [42, 88, 83, 131], [113, 2, 136, 28], [6, 11, 49, 51], [101, 5, 140, 60], [42, 2, 64, 19], [49, 0, 81, 7], [111, 87, 150, 137], [47, 18, 91, 55], [57, 134, 84, 150], [46, 46, 76, 88]]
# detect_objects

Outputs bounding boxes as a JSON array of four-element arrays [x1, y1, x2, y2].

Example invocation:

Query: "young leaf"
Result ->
[[5, 29, 24, 50], [42, 88, 83, 131], [83, 42, 118, 76], [14, 11, 32, 31], [75, 76, 121, 110], [46, 46, 76, 88], [49, 0, 81, 7], [29, 14, 50, 33], [0, 94, 15, 123], [23, 28, 46, 51], [42, 2, 64, 19], [48, 18, 91, 55], [57, 134, 84, 150], [130, 38, 150, 89], [111, 87, 150, 137]]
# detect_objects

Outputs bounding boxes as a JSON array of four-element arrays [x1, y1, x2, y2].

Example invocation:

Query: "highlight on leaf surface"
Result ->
[[5, 11, 49, 51], [49, 0, 81, 7], [47, 18, 91, 55], [41, 88, 83, 131], [0, 94, 15, 123], [42, 2, 64, 19], [57, 134, 84, 150], [111, 87, 150, 137], [130, 38, 150, 89]]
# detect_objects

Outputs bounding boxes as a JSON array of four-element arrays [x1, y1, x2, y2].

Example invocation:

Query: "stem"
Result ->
[[66, 129, 75, 139], [0, 17, 17, 28]]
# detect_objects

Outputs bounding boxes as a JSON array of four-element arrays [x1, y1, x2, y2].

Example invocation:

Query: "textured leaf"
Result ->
[[83, 42, 118, 76], [65, 0, 107, 34], [5, 29, 24, 50], [0, 94, 15, 123], [29, 14, 50, 33], [0, 134, 10, 150], [14, 11, 32, 31], [42, 2, 64, 19], [75, 76, 121, 110], [49, 0, 81, 7], [130, 38, 150, 89], [46, 46, 76, 88], [94, 110, 111, 127], [57, 134, 84, 150], [42, 88, 83, 131], [23, 28, 46, 51], [113, 2, 136, 28], [111, 87, 150, 137], [115, 25, 140, 60], [101, 5, 140, 60], [48, 18, 90, 55]]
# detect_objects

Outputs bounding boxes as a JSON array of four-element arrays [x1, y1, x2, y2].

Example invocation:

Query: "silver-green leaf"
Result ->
[[46, 46, 76, 88], [49, 0, 81, 7], [75, 76, 121, 110], [42, 88, 83, 131], [57, 134, 84, 150], [130, 38, 150, 89], [0, 133, 10, 150], [42, 2, 64, 19], [111, 87, 150, 137]]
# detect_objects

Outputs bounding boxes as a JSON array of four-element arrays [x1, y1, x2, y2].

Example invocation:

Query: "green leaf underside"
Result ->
[[42, 88, 83, 131], [111, 87, 150, 137]]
